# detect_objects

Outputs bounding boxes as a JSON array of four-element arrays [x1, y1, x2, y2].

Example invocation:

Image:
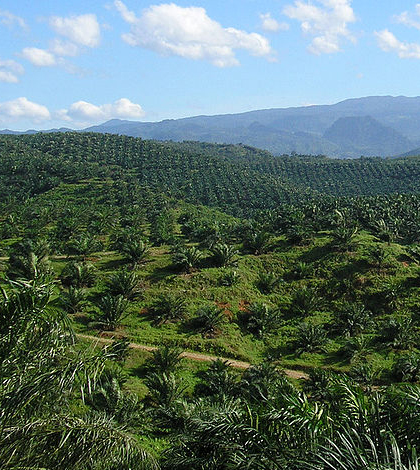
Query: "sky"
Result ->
[[2, 0, 420, 130]]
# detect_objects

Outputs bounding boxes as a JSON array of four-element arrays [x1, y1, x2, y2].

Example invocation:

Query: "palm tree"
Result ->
[[148, 345, 184, 374], [192, 305, 225, 337], [60, 261, 96, 288], [149, 294, 187, 325], [145, 372, 186, 407], [194, 359, 239, 397], [0, 280, 156, 470], [243, 230, 272, 255], [210, 243, 239, 267], [218, 269, 240, 286], [393, 352, 420, 382], [172, 246, 202, 273], [295, 323, 328, 355], [306, 429, 419, 470], [255, 271, 281, 294], [59, 286, 86, 314], [244, 302, 282, 338], [333, 303, 372, 337], [291, 287, 320, 316], [106, 269, 142, 300], [66, 232, 103, 259], [7, 238, 51, 281], [95, 294, 130, 330], [120, 239, 149, 266]]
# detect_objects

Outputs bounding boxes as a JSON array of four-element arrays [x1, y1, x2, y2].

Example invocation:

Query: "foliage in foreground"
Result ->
[[0, 280, 156, 470]]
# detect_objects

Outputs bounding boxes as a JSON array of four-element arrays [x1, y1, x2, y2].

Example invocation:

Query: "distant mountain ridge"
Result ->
[[5, 96, 420, 158]]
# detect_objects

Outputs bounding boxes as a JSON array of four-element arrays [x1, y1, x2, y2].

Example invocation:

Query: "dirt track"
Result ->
[[76, 333, 309, 380]]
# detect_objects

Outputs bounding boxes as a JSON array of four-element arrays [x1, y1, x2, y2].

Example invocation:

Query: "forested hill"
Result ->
[[2, 132, 420, 216]]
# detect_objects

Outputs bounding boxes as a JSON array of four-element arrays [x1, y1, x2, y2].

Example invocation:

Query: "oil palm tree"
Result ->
[[0, 280, 156, 470]]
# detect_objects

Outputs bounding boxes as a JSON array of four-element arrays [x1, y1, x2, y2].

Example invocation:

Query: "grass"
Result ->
[[4, 224, 420, 387]]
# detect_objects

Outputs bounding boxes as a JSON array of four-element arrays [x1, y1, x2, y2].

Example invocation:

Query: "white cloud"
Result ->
[[49, 39, 79, 57], [375, 29, 420, 59], [260, 13, 289, 32], [21, 47, 56, 67], [114, 0, 137, 24], [49, 14, 100, 47], [62, 98, 145, 123], [0, 9, 26, 29], [0, 60, 24, 83], [115, 1, 274, 67], [283, 0, 356, 54], [395, 4, 420, 30], [0, 97, 51, 123]]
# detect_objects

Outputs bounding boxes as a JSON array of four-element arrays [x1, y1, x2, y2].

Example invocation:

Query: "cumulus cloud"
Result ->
[[21, 47, 56, 67], [49, 14, 101, 48], [61, 98, 145, 123], [21, 13, 100, 69], [0, 97, 51, 123], [395, 4, 420, 30], [115, 1, 274, 67], [375, 29, 420, 59], [0, 9, 26, 29], [260, 13, 289, 32], [283, 0, 356, 54], [376, 5, 420, 60], [0, 60, 24, 83]]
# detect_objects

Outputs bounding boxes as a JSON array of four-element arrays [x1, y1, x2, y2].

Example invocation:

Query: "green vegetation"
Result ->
[[2, 132, 420, 468]]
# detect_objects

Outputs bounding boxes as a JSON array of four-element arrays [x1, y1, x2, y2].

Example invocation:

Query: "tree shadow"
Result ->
[[299, 244, 332, 263], [99, 258, 127, 271], [332, 259, 370, 280], [147, 265, 178, 282]]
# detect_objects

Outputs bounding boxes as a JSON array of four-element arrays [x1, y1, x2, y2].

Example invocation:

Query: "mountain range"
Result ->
[[4, 95, 420, 158]]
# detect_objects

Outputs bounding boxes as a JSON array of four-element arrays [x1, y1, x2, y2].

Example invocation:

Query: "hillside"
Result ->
[[6, 132, 420, 208], [2, 133, 420, 468]]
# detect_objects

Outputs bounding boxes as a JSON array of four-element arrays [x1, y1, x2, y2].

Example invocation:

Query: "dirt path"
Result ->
[[0, 252, 117, 262], [76, 333, 309, 380]]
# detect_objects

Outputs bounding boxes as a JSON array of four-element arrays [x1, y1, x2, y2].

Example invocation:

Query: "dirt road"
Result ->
[[76, 333, 309, 380]]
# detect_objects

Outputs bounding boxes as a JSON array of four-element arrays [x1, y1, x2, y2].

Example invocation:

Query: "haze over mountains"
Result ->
[[4, 96, 420, 158]]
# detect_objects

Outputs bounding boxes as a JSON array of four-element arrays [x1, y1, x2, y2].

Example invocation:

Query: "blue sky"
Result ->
[[2, 0, 420, 130]]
